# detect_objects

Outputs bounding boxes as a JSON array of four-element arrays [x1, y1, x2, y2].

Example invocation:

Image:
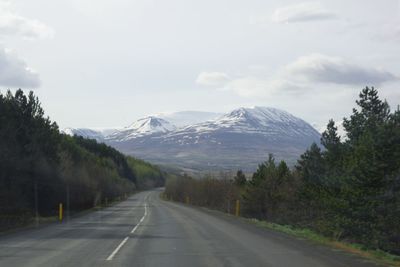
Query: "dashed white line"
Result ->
[[106, 237, 129, 261], [131, 203, 147, 234], [106, 202, 148, 261]]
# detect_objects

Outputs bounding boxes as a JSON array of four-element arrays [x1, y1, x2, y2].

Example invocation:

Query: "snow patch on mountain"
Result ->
[[106, 116, 176, 141]]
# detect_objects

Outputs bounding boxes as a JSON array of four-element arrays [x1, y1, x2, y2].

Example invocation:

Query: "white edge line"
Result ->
[[106, 202, 148, 261]]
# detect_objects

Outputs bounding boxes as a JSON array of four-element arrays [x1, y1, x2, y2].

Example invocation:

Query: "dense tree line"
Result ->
[[0, 89, 166, 230], [165, 173, 240, 213], [164, 87, 400, 255], [127, 157, 166, 189]]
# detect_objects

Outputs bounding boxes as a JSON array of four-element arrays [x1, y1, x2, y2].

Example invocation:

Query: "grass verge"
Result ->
[[248, 218, 400, 267]]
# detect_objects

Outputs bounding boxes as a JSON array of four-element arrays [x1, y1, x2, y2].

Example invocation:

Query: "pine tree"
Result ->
[[321, 120, 343, 172], [277, 160, 289, 180], [343, 86, 390, 144], [321, 120, 341, 150], [233, 170, 246, 186], [296, 143, 325, 186]]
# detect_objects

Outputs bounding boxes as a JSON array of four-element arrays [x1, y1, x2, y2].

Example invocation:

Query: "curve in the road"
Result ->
[[0, 189, 384, 267]]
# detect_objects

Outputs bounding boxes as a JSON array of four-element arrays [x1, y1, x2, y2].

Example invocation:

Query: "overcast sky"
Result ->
[[1, 0, 399, 128]]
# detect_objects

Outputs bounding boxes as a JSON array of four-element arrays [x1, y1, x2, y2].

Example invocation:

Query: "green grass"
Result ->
[[248, 218, 400, 267]]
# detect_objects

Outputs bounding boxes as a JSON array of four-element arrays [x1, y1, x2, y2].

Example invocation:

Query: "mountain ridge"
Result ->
[[62, 107, 321, 172]]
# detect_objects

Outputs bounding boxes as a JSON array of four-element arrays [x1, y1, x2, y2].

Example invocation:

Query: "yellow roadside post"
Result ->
[[235, 200, 240, 217], [185, 196, 189, 204], [59, 203, 63, 222]]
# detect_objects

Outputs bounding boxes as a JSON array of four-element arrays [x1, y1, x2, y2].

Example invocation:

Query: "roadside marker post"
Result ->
[[59, 203, 63, 222], [235, 200, 240, 217], [185, 196, 190, 204], [66, 185, 70, 223], [34, 181, 39, 227]]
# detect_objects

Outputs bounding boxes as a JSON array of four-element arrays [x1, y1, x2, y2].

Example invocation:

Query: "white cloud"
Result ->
[[271, 2, 337, 24], [373, 22, 400, 42], [285, 54, 398, 85], [196, 72, 230, 86], [221, 77, 270, 97], [197, 54, 398, 98], [221, 78, 304, 97], [0, 47, 40, 88], [0, 1, 54, 39]]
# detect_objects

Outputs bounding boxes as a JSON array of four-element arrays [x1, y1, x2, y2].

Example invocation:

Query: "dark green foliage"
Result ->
[[321, 120, 343, 172], [244, 155, 296, 222], [0, 89, 62, 219], [73, 136, 136, 184], [233, 170, 246, 186], [296, 87, 400, 253], [0, 89, 164, 230]]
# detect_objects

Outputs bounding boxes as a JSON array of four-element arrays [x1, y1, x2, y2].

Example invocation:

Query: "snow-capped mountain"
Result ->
[[106, 116, 176, 141], [164, 107, 318, 139], [106, 107, 321, 172], [63, 107, 321, 171]]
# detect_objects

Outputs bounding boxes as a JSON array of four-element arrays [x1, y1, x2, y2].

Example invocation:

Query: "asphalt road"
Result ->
[[0, 189, 383, 267]]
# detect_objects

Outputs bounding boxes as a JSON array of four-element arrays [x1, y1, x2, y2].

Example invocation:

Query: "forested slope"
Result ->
[[0, 89, 166, 230]]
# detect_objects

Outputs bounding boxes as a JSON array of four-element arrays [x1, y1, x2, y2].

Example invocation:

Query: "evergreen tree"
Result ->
[[296, 143, 325, 186], [0, 89, 162, 229], [343, 86, 390, 143], [277, 160, 289, 180], [233, 170, 246, 186], [321, 120, 344, 173]]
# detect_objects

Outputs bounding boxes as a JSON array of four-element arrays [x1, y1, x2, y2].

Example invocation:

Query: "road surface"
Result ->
[[0, 189, 383, 267]]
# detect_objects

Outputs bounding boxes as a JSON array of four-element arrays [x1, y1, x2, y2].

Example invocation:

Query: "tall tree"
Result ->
[[321, 120, 344, 173], [233, 170, 246, 186]]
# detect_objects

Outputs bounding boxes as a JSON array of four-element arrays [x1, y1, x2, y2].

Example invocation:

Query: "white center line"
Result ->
[[131, 203, 147, 234], [106, 237, 129, 261], [106, 202, 148, 261]]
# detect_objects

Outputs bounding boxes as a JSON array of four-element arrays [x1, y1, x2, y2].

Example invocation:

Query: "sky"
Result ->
[[0, 0, 399, 129]]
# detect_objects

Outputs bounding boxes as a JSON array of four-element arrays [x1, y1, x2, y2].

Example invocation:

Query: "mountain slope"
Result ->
[[165, 107, 318, 138], [108, 107, 321, 172]]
